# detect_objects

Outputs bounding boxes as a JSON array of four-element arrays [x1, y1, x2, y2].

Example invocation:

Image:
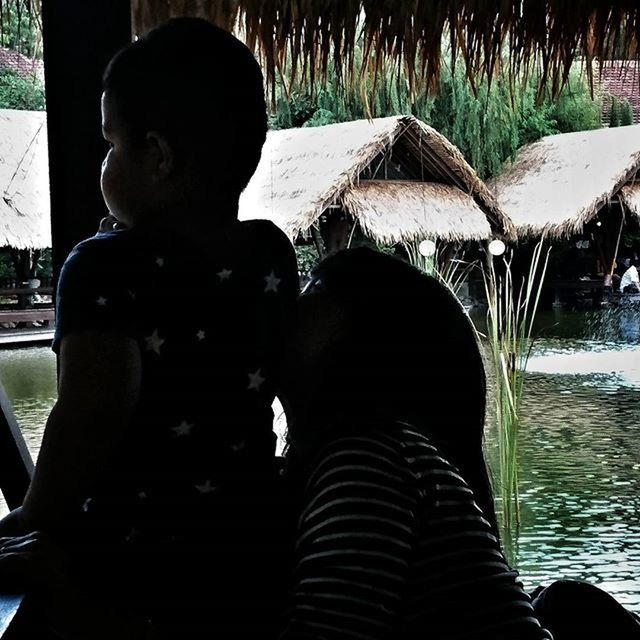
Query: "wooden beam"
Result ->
[[0, 381, 33, 510], [0, 1, 131, 513], [42, 0, 132, 282]]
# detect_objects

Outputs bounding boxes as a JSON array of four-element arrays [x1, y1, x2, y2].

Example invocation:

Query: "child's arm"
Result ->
[[18, 330, 141, 532]]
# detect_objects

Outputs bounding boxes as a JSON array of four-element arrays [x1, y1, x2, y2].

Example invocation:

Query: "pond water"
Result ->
[[0, 306, 638, 610]]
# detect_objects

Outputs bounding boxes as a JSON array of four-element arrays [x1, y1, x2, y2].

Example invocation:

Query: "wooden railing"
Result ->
[[0, 287, 55, 328]]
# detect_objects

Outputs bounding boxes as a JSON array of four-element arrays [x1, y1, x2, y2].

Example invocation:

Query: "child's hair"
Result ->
[[103, 18, 267, 198]]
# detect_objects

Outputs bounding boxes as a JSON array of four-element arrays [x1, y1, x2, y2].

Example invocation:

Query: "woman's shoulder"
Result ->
[[307, 425, 421, 488]]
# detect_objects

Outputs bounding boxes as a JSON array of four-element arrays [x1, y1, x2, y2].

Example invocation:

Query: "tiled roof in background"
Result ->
[[0, 47, 44, 81], [595, 61, 640, 125]]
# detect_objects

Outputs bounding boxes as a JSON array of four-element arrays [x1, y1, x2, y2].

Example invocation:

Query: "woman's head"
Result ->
[[281, 247, 496, 527]]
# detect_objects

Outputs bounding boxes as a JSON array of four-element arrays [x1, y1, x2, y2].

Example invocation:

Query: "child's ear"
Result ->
[[145, 131, 174, 180]]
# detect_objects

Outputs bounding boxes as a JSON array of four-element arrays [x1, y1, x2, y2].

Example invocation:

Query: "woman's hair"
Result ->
[[103, 18, 267, 197], [304, 247, 497, 531]]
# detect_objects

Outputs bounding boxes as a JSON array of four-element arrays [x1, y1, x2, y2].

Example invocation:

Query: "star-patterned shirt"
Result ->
[[53, 219, 298, 544]]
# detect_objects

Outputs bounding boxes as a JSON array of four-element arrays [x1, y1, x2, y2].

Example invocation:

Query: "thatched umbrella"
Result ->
[[239, 115, 512, 244]]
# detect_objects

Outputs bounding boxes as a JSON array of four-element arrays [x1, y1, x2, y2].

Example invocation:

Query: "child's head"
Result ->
[[101, 18, 267, 226]]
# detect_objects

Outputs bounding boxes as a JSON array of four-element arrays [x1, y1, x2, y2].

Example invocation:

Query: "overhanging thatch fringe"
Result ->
[[491, 125, 640, 239], [4, 2, 640, 99], [129, 0, 640, 99], [342, 181, 492, 244], [620, 182, 640, 218]]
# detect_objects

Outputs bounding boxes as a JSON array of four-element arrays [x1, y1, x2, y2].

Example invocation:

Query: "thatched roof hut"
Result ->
[[491, 125, 640, 239], [240, 115, 512, 245], [0, 109, 50, 250]]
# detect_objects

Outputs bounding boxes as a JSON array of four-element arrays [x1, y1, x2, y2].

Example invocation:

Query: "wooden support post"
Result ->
[[0, 1, 131, 511], [0, 382, 33, 510], [42, 0, 132, 282], [610, 205, 626, 277], [311, 225, 326, 259]]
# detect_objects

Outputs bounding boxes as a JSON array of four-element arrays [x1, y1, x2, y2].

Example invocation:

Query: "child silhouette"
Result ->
[[0, 18, 297, 638]]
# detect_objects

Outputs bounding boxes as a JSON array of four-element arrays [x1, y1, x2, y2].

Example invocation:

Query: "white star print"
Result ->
[[230, 440, 246, 453], [82, 498, 92, 513], [172, 420, 194, 437], [217, 268, 233, 281], [156, 257, 165, 267], [195, 480, 218, 495], [248, 368, 265, 391], [144, 329, 165, 355], [125, 527, 141, 543], [96, 296, 108, 306], [264, 271, 281, 293], [196, 329, 206, 341]]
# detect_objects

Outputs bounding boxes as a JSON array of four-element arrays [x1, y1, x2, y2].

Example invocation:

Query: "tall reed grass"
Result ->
[[483, 241, 550, 535], [405, 241, 474, 298]]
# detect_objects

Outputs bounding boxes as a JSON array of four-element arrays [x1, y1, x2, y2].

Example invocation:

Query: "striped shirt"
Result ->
[[281, 425, 552, 640]]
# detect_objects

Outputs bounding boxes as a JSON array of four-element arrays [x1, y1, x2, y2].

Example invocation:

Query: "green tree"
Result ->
[[619, 99, 634, 126], [0, 69, 45, 109], [0, 251, 16, 282], [0, 2, 41, 58], [272, 62, 602, 179], [610, 96, 621, 127], [548, 74, 601, 133]]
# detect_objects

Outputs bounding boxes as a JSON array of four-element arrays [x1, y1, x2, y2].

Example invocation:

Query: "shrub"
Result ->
[[0, 69, 45, 110]]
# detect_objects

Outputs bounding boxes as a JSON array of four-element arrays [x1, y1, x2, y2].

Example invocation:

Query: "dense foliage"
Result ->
[[608, 95, 634, 127], [0, 69, 45, 109], [0, 3, 44, 110], [271, 65, 603, 179]]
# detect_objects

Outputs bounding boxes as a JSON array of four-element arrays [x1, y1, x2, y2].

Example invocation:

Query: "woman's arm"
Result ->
[[18, 330, 141, 532], [281, 436, 417, 640]]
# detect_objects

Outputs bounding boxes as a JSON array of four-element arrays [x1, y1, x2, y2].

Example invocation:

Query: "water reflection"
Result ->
[[495, 307, 640, 610], [0, 346, 56, 458], [0, 308, 638, 609], [503, 371, 640, 609], [0, 346, 57, 516]]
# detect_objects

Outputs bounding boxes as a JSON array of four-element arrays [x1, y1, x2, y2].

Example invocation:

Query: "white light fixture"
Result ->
[[596, 221, 602, 227], [418, 239, 437, 257], [488, 239, 506, 256]]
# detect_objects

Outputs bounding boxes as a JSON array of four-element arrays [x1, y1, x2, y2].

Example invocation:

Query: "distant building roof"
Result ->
[[595, 61, 640, 125], [0, 47, 44, 81]]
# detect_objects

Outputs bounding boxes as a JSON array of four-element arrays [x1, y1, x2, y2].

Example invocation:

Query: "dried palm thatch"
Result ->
[[128, 0, 640, 99], [239, 115, 511, 242], [342, 180, 492, 244], [0, 109, 50, 249], [491, 125, 640, 239], [4, 1, 640, 98], [620, 182, 640, 217]]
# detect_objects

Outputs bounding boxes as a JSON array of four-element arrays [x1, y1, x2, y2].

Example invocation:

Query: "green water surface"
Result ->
[[0, 307, 638, 609]]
